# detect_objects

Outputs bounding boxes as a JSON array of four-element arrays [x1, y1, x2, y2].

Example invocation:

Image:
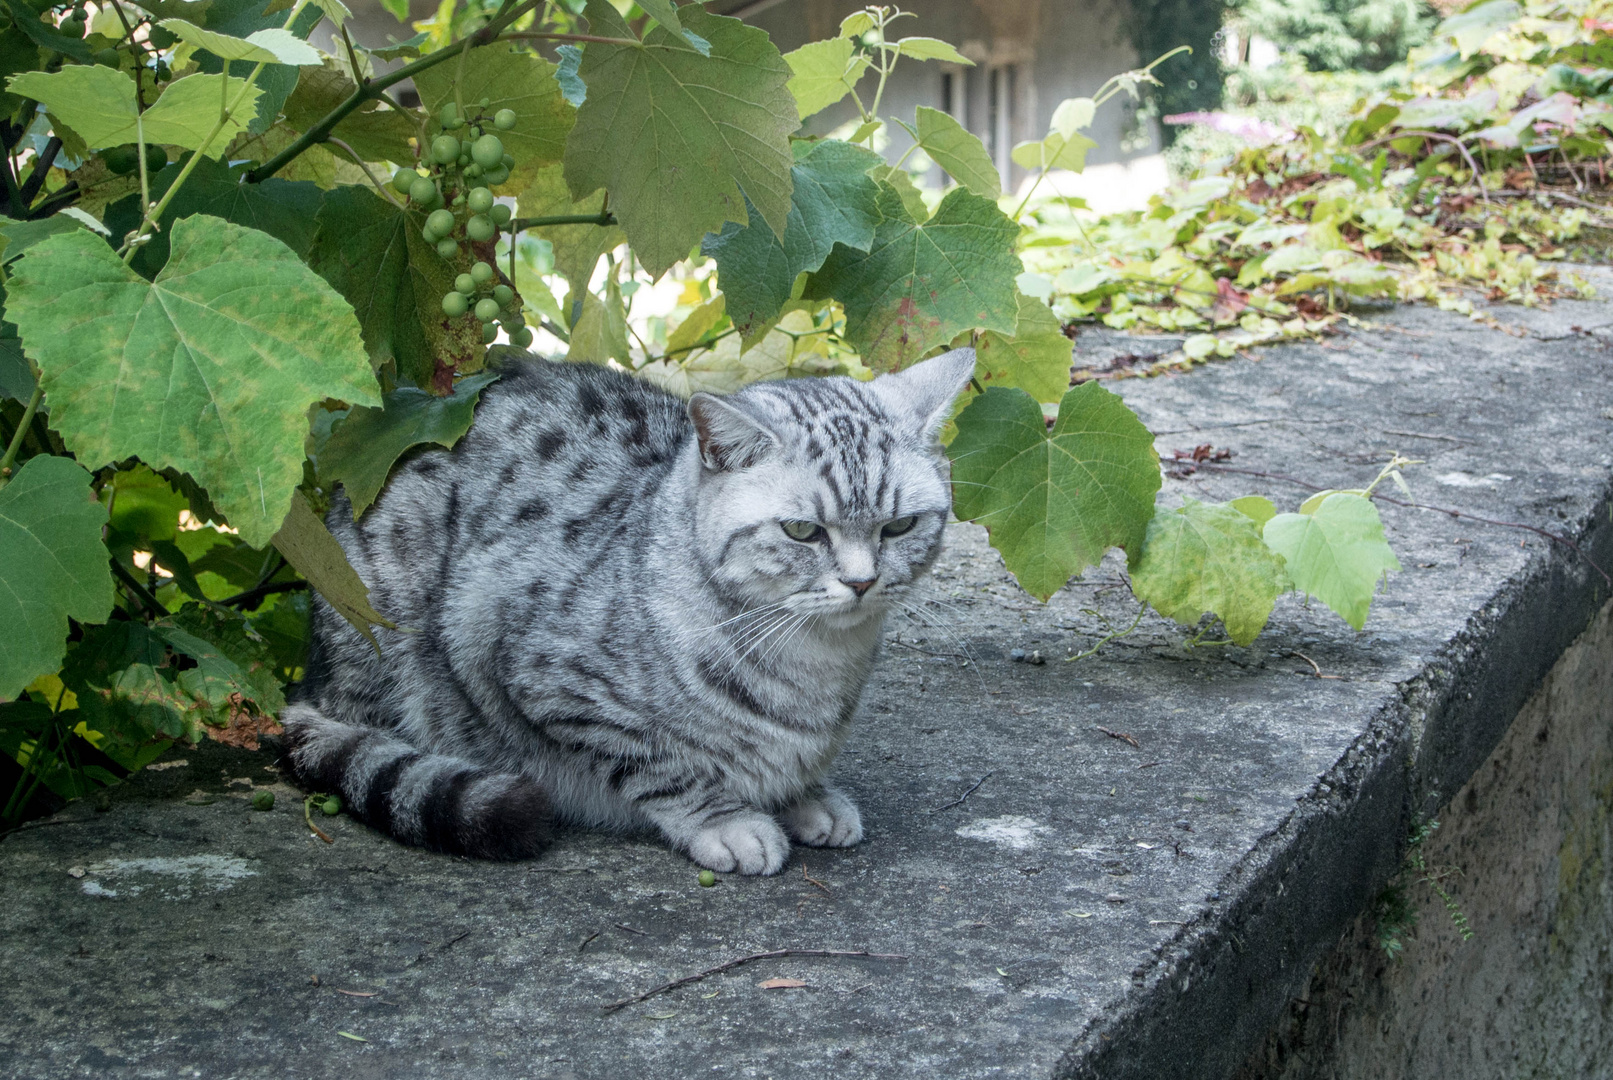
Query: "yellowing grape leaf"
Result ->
[[784, 37, 869, 118], [914, 106, 999, 198], [282, 63, 420, 165], [0, 455, 114, 698], [564, 1, 797, 278], [6, 216, 378, 548], [949, 383, 1160, 600], [973, 292, 1073, 403], [1263, 492, 1400, 630], [7, 68, 262, 156], [702, 138, 882, 339], [806, 183, 1020, 371], [1130, 498, 1290, 646]]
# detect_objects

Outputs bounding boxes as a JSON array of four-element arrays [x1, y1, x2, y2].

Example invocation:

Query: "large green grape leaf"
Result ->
[[1263, 492, 1400, 630], [702, 139, 882, 341], [516, 163, 624, 295], [7, 68, 262, 155], [282, 63, 420, 166], [321, 371, 499, 517], [635, 0, 711, 52], [6, 216, 378, 548], [564, 1, 797, 278], [1130, 498, 1290, 646], [305, 185, 481, 389], [153, 617, 286, 722], [949, 384, 1160, 601], [271, 489, 392, 649], [0, 455, 114, 699], [414, 47, 575, 190], [783, 37, 870, 119], [913, 106, 1000, 198], [806, 183, 1021, 371], [973, 292, 1073, 403], [105, 157, 323, 280]]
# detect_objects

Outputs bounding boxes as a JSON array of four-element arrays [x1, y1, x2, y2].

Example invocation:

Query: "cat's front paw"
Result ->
[[781, 788, 863, 848], [688, 812, 790, 875]]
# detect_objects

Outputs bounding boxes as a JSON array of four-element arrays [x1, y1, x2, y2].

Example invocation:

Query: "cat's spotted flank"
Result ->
[[283, 348, 975, 874]]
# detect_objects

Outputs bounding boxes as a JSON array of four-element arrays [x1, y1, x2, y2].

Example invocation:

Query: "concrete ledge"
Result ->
[[3, 292, 1613, 1079]]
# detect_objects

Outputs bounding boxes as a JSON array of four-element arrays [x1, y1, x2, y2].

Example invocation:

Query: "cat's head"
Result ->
[[687, 348, 975, 626]]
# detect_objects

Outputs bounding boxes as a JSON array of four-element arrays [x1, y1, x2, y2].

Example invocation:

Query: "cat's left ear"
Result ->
[[875, 348, 977, 441]]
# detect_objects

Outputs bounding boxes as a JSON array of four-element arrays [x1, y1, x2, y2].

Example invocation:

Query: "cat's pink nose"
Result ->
[[842, 578, 876, 597]]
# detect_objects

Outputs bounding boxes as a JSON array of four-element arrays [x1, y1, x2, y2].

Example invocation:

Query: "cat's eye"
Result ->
[[781, 520, 824, 542], [882, 516, 917, 537]]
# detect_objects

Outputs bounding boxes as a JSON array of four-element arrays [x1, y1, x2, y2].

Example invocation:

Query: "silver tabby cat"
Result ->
[[282, 347, 975, 875]]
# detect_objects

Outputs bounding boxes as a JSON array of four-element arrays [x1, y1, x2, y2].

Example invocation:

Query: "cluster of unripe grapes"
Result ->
[[390, 98, 531, 347]]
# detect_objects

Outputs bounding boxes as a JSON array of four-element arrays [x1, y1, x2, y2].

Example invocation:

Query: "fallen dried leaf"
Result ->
[[757, 977, 808, 989]]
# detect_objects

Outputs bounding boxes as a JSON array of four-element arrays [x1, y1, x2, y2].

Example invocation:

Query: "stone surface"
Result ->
[[4, 291, 1613, 1079]]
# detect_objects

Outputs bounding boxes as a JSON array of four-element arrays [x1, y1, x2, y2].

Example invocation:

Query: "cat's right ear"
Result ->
[[689, 394, 778, 471]]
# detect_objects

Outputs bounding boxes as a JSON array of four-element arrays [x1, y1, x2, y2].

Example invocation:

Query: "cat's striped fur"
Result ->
[[283, 348, 974, 874]]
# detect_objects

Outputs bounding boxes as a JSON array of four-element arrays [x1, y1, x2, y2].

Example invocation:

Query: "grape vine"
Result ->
[[0, 0, 1407, 820]]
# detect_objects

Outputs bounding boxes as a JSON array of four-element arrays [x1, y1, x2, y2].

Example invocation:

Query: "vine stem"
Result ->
[[508, 212, 616, 230], [500, 31, 643, 45], [0, 382, 43, 488], [244, 0, 544, 184]]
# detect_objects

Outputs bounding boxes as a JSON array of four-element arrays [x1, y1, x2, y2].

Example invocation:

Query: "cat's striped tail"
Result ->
[[280, 703, 554, 861]]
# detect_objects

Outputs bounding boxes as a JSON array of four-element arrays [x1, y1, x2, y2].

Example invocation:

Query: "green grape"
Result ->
[[100, 144, 138, 176], [251, 790, 275, 811], [481, 322, 498, 343], [492, 284, 514, 307], [62, 15, 85, 35], [454, 273, 476, 295], [490, 203, 512, 227], [471, 260, 495, 285], [479, 96, 491, 107], [474, 297, 500, 322], [494, 108, 516, 131], [426, 208, 456, 238], [442, 291, 468, 317], [439, 102, 458, 128], [467, 187, 494, 214], [143, 145, 167, 173], [457, 154, 470, 167], [466, 214, 495, 242], [500, 153, 515, 169], [436, 237, 459, 260], [471, 134, 505, 169], [408, 176, 437, 203], [698, 869, 716, 887], [431, 134, 460, 165], [94, 47, 120, 67], [511, 325, 533, 348], [464, 163, 483, 179], [321, 796, 341, 816], [392, 167, 417, 194], [451, 193, 465, 208], [483, 165, 510, 187]]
